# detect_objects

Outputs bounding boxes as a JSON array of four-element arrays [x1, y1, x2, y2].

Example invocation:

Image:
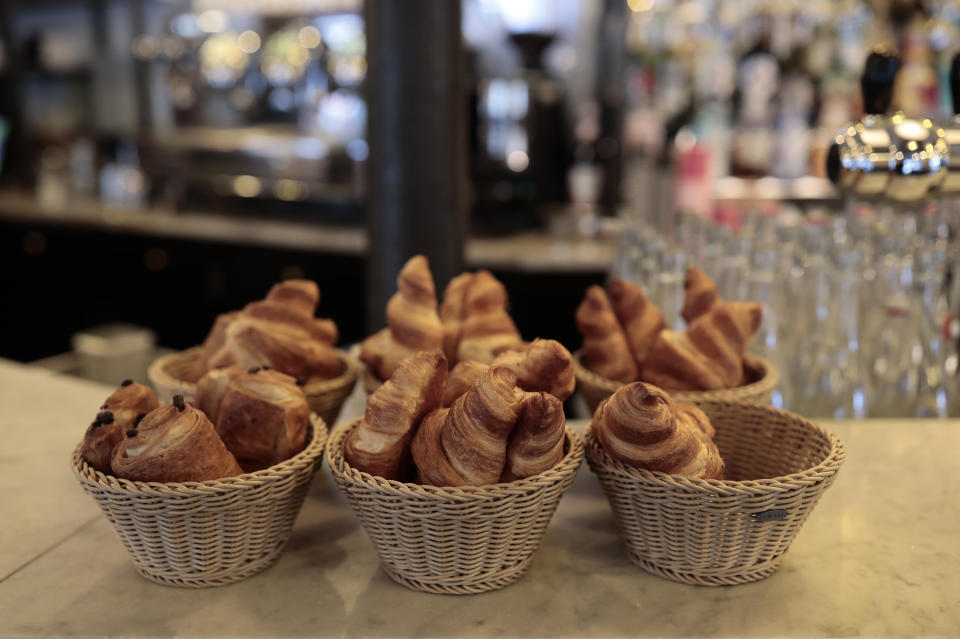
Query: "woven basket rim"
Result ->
[[583, 401, 845, 496], [148, 346, 357, 391], [573, 349, 779, 397], [327, 417, 584, 501], [72, 413, 328, 495]]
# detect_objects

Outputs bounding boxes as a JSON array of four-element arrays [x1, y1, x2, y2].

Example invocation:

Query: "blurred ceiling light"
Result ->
[[261, 29, 310, 86], [171, 13, 201, 38], [496, 0, 556, 33], [161, 36, 186, 59], [273, 179, 305, 201], [233, 175, 262, 197], [627, 0, 654, 12], [318, 14, 364, 53], [298, 25, 322, 49], [199, 32, 249, 87], [192, 0, 361, 15], [268, 87, 295, 111], [237, 30, 261, 54], [330, 54, 366, 86], [506, 150, 530, 172], [197, 10, 228, 34], [132, 35, 158, 59], [346, 139, 369, 162]]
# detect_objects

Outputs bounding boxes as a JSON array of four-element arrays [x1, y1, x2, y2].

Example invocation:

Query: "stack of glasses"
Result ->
[[611, 205, 959, 420]]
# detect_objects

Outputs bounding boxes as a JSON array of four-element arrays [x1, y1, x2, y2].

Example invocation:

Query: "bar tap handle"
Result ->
[[861, 49, 900, 116], [828, 50, 903, 198]]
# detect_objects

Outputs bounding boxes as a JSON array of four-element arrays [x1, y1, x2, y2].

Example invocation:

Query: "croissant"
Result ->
[[111, 396, 243, 482], [360, 255, 444, 381], [81, 381, 160, 474], [206, 366, 311, 471], [456, 270, 523, 364], [264, 279, 320, 316], [501, 392, 566, 482], [209, 317, 342, 382], [592, 382, 723, 479], [344, 351, 447, 480], [412, 366, 523, 486], [681, 267, 720, 324], [188, 311, 239, 382], [606, 278, 664, 367], [439, 272, 474, 364], [643, 302, 762, 391], [190, 279, 340, 382], [409, 408, 464, 486], [575, 285, 638, 383], [491, 338, 576, 401], [641, 330, 726, 391], [441, 359, 488, 407]]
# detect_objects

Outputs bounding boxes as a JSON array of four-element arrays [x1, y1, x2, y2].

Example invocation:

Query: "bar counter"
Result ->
[[1, 357, 957, 638]]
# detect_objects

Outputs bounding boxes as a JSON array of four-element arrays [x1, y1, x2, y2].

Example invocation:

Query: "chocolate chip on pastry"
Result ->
[[81, 382, 161, 474], [195, 365, 311, 472], [111, 402, 242, 482]]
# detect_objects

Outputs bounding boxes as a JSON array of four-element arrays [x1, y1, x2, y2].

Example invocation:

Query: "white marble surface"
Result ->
[[1, 358, 958, 638]]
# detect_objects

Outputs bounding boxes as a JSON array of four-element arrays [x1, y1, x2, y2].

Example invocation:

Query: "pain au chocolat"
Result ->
[[111, 396, 243, 482], [81, 380, 160, 474], [195, 365, 311, 472]]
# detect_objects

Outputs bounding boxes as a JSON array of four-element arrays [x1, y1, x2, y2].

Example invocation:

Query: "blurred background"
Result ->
[[2, 0, 960, 418]]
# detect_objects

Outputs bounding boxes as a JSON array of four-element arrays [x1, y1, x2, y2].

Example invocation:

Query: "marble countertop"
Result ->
[[1, 358, 958, 638]]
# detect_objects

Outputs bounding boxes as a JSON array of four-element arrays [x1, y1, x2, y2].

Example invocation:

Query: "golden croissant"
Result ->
[[189, 279, 340, 382], [441, 359, 489, 408], [345, 350, 448, 480], [606, 278, 664, 368], [439, 272, 475, 364], [643, 301, 762, 391], [412, 365, 523, 486], [592, 382, 723, 479], [360, 255, 445, 381], [501, 391, 566, 482], [455, 270, 523, 364], [681, 267, 720, 324], [491, 338, 575, 401], [575, 285, 638, 383]]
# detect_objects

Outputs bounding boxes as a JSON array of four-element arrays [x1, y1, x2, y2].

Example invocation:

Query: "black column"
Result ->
[[364, 0, 467, 333]]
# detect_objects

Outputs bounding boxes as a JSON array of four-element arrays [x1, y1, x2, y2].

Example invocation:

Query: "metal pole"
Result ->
[[364, 0, 467, 333]]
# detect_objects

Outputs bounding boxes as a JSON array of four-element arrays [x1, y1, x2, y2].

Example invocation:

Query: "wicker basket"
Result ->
[[147, 348, 358, 426], [584, 401, 844, 586], [326, 418, 585, 594], [72, 415, 328, 588], [573, 349, 779, 415]]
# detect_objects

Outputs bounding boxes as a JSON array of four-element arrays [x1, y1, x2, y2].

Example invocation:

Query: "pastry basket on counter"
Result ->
[[584, 401, 844, 586], [148, 348, 358, 426], [326, 418, 584, 595], [72, 415, 328, 588], [573, 350, 779, 414]]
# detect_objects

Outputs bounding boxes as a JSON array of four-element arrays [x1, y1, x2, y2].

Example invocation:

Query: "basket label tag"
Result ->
[[752, 509, 788, 522]]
